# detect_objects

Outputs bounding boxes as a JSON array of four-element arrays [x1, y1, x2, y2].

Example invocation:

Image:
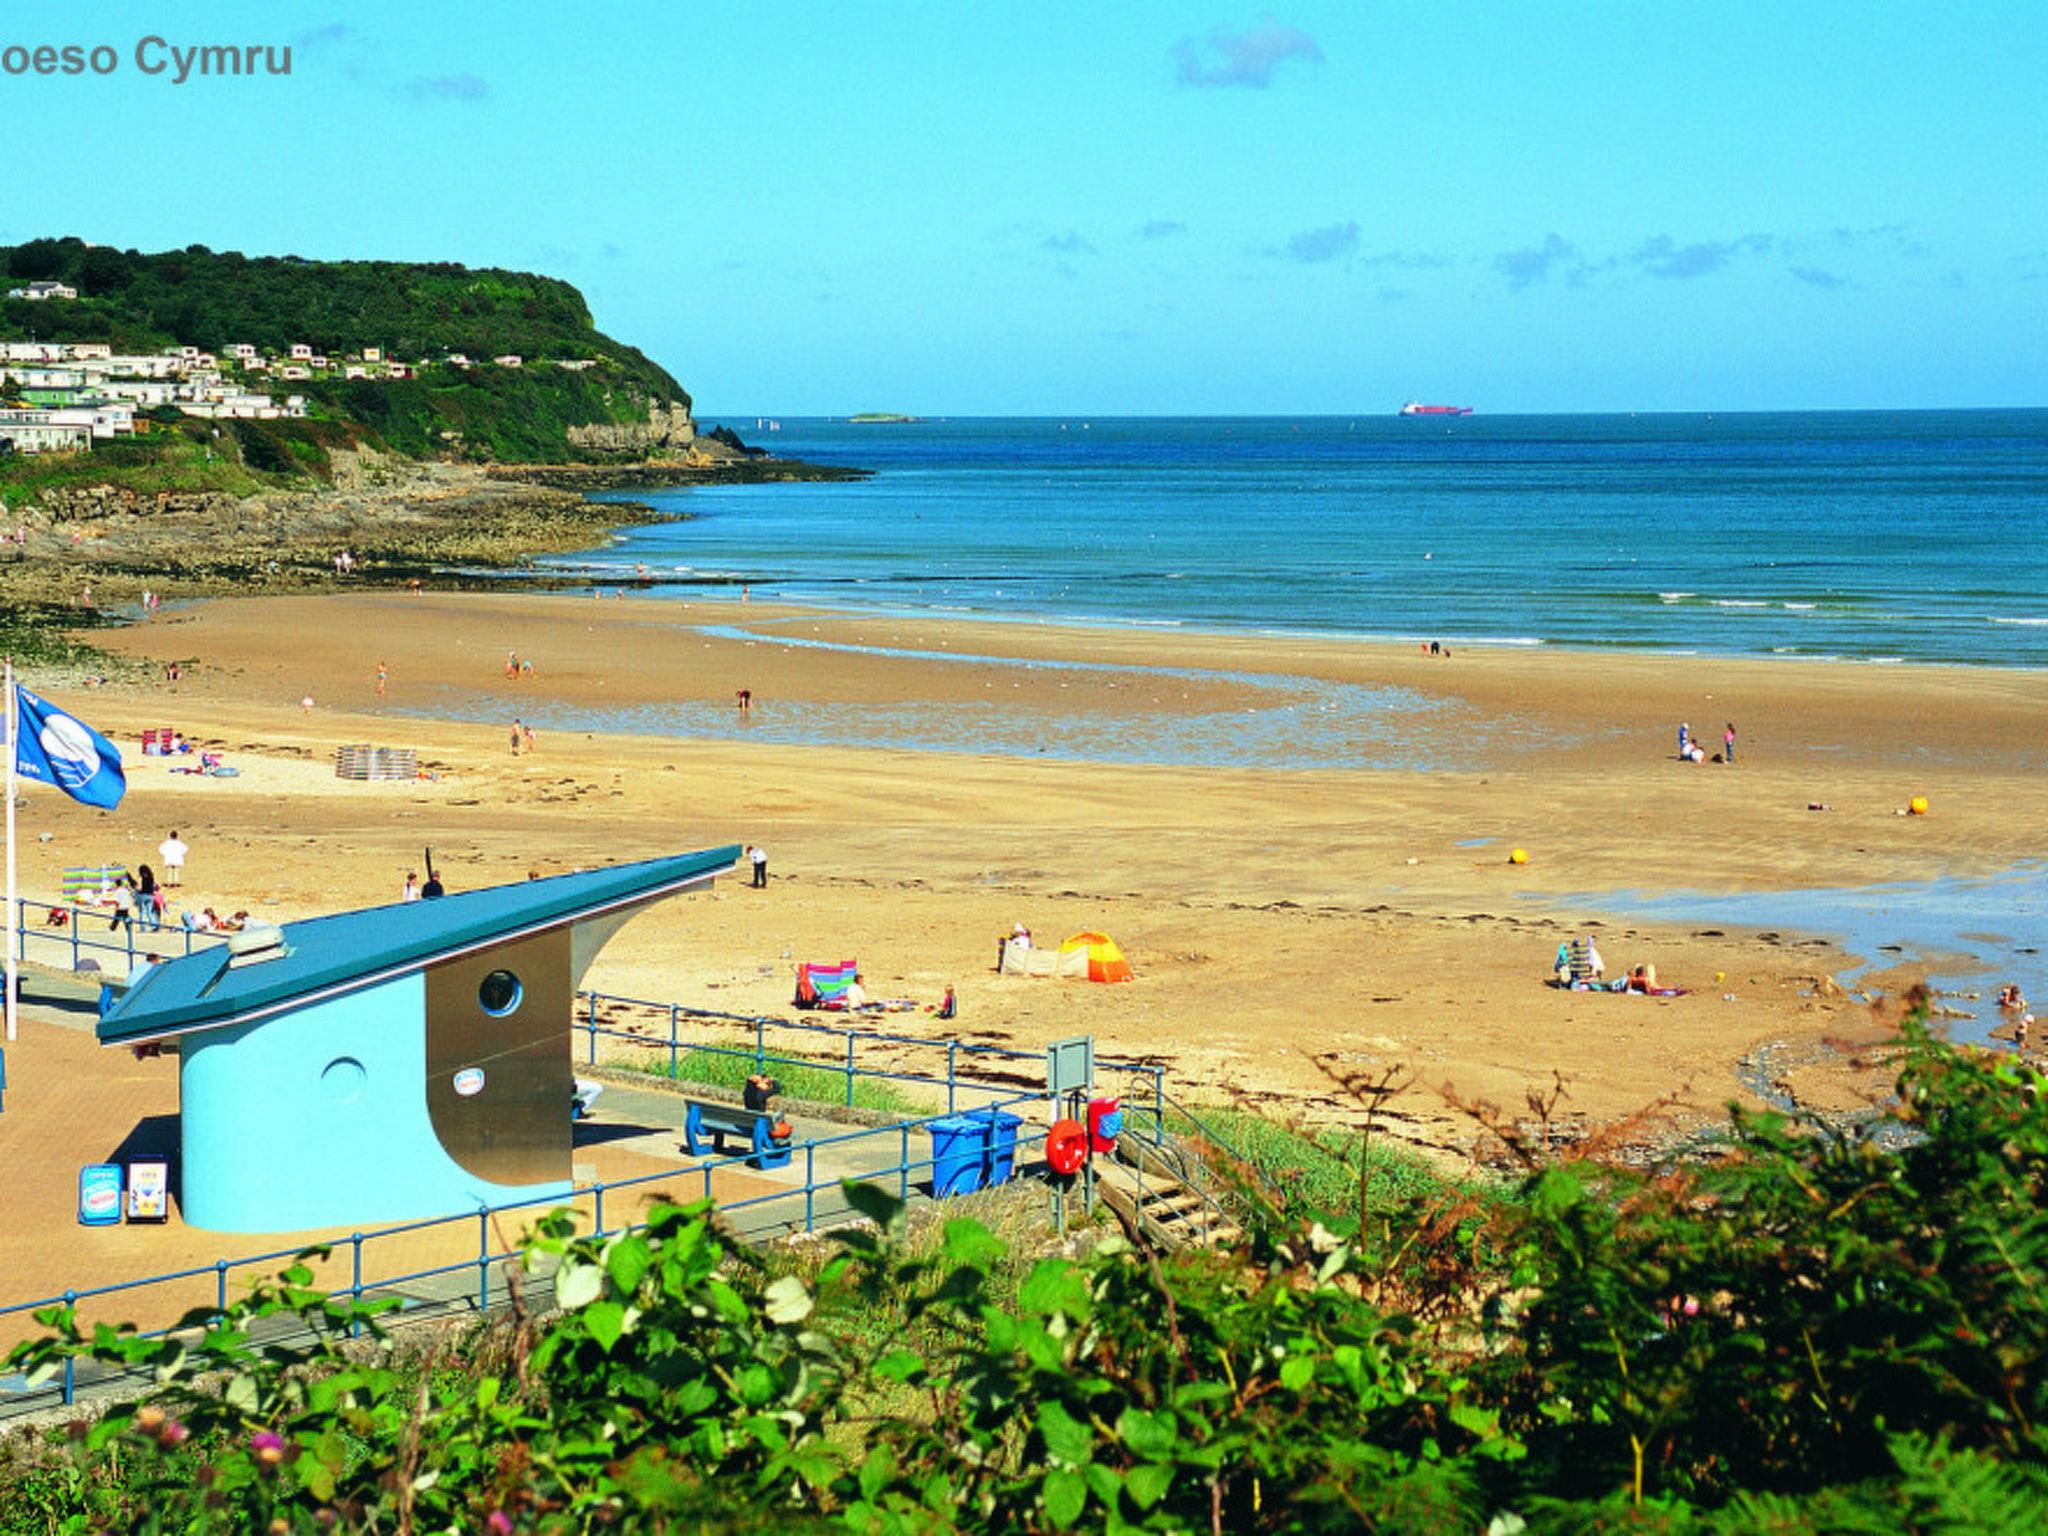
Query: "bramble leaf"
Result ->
[[1043, 1467, 1088, 1527]]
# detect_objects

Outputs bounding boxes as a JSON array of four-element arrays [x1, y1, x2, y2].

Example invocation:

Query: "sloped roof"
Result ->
[[97, 845, 740, 1047]]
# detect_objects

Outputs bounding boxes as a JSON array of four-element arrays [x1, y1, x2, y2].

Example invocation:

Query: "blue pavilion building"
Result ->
[[96, 846, 740, 1233]]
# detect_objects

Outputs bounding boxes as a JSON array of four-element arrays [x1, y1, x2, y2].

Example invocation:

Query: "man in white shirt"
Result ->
[[158, 830, 188, 888], [749, 844, 769, 888], [401, 871, 421, 903], [842, 972, 867, 1010]]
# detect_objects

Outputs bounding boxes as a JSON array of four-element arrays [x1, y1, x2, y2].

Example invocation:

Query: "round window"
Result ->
[[478, 969, 523, 1016]]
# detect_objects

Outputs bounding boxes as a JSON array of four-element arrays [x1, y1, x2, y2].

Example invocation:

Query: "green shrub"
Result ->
[[4, 1002, 2043, 1531]]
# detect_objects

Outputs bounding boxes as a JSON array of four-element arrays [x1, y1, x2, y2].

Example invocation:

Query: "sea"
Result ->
[[521, 409, 2048, 1035], [556, 410, 2048, 668]]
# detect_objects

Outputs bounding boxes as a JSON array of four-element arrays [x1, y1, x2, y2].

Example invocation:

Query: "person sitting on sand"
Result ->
[[1625, 963, 1659, 993], [842, 971, 869, 1011]]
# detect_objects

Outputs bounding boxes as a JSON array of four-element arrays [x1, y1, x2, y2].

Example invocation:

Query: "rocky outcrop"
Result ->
[[25, 483, 243, 526], [564, 400, 696, 456]]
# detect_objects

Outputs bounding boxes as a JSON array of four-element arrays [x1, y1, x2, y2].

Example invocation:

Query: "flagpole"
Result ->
[[5, 656, 17, 1043]]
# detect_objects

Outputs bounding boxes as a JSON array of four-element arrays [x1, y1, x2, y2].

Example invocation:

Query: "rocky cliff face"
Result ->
[[564, 399, 696, 456]]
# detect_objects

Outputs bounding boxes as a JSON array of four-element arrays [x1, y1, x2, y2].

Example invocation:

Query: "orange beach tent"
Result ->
[[1058, 931, 1133, 983]]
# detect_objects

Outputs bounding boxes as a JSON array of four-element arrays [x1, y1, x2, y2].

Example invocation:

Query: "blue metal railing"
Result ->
[[1, 1090, 1050, 1417], [574, 988, 1168, 1130], [8, 895, 230, 980]]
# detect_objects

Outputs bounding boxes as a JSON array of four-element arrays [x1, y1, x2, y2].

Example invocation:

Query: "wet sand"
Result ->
[[31, 589, 2048, 1159]]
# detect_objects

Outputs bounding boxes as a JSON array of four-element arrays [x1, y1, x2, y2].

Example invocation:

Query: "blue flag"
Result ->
[[13, 685, 126, 809]]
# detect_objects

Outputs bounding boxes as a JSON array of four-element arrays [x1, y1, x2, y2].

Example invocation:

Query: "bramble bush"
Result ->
[[3, 1006, 2045, 1533]]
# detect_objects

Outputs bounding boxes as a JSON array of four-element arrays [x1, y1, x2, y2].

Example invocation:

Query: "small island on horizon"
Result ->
[[846, 411, 921, 424]]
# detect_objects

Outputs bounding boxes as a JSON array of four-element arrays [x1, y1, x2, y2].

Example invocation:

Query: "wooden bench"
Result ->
[[683, 1099, 793, 1168]]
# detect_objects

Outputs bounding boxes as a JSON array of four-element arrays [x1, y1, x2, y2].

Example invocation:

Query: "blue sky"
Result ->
[[6, 2, 2043, 413]]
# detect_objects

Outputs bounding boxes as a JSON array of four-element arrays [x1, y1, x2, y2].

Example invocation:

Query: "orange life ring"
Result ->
[[1046, 1119, 1090, 1174]]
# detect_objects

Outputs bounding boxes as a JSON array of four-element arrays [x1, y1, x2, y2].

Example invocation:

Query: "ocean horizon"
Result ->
[[544, 408, 2048, 669]]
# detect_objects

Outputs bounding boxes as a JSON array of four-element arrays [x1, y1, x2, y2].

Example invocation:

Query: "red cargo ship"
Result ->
[[1398, 402, 1473, 416]]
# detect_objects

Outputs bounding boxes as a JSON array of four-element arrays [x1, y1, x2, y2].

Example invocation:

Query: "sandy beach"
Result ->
[[0, 588, 2016, 1168]]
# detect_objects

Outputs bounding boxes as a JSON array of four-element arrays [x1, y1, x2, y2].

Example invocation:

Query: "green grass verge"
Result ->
[[1177, 1106, 1482, 1223], [612, 1045, 926, 1117]]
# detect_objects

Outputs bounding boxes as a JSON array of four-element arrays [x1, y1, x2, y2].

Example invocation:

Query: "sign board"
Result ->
[[127, 1159, 170, 1222], [78, 1163, 122, 1225], [1046, 1036, 1095, 1097]]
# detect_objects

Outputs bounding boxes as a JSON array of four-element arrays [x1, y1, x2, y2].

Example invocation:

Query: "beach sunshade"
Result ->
[[1057, 931, 1133, 984], [61, 865, 129, 900]]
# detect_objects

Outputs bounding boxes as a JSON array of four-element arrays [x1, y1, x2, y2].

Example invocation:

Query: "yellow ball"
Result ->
[[1509, 848, 1529, 865], [1909, 796, 1929, 816]]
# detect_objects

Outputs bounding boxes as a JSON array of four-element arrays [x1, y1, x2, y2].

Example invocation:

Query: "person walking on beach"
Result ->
[[376, 660, 388, 696], [736, 688, 752, 712], [522, 721, 536, 753], [1723, 722, 1736, 763], [401, 871, 420, 903], [1678, 722, 1690, 759], [158, 829, 188, 888], [107, 876, 136, 934], [510, 719, 522, 755], [748, 843, 769, 887]]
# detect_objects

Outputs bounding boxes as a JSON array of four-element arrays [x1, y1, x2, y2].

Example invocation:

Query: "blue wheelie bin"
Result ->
[[928, 1115, 988, 1196], [974, 1108, 1025, 1187]]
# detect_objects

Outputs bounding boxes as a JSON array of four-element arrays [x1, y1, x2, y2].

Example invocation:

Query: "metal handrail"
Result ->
[[1121, 1087, 1288, 1217], [8, 894, 230, 979], [575, 988, 1167, 1119], [1112, 1133, 1240, 1244]]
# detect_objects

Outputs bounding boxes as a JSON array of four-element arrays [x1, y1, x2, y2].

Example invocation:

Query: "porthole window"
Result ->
[[478, 969, 523, 1016]]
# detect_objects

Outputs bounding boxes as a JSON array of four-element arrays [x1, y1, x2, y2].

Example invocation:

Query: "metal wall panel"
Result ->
[[424, 929, 572, 1186]]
